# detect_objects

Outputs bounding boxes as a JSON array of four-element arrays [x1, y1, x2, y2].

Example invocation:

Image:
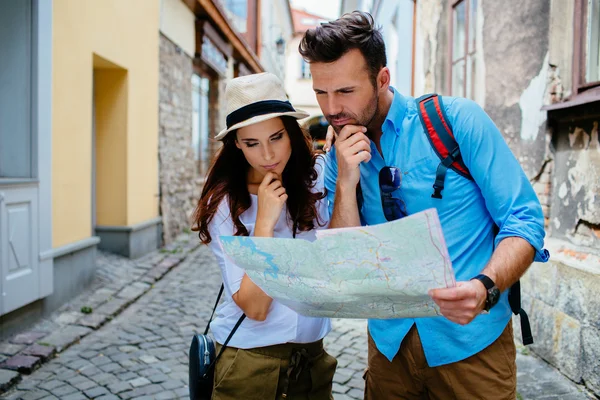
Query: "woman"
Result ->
[[193, 72, 337, 400]]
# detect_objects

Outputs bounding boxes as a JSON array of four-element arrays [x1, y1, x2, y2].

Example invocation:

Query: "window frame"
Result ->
[[573, 0, 600, 96], [447, 0, 477, 99], [299, 58, 311, 80], [190, 70, 213, 176]]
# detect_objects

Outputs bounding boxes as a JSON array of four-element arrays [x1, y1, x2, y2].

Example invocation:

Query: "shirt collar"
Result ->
[[383, 87, 407, 136]]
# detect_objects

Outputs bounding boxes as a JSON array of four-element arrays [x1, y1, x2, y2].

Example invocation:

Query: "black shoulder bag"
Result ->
[[188, 284, 246, 400]]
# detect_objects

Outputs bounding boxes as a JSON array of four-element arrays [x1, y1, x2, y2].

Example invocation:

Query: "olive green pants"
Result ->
[[212, 339, 337, 400]]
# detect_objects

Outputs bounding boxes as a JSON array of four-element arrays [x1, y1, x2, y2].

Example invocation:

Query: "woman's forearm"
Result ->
[[231, 224, 274, 321]]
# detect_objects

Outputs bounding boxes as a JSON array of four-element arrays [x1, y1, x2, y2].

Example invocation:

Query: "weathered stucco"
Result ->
[[415, 0, 444, 95], [418, 0, 600, 396], [548, 105, 600, 249], [482, 0, 550, 178]]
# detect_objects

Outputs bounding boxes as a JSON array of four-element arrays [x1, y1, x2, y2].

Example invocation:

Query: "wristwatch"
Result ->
[[471, 274, 500, 311]]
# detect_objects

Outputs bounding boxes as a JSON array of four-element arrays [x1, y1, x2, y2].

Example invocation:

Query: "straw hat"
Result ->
[[215, 72, 309, 140]]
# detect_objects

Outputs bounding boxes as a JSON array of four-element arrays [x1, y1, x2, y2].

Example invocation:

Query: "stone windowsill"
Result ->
[[541, 237, 600, 276], [542, 88, 600, 111]]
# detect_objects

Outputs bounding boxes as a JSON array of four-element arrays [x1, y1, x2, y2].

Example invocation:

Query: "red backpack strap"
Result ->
[[416, 94, 473, 199]]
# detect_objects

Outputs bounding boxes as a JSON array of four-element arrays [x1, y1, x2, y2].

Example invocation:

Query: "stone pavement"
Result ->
[[0, 236, 596, 399]]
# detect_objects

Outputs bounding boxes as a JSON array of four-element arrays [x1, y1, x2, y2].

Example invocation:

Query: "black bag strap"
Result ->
[[207, 313, 246, 374], [416, 93, 533, 345], [204, 284, 224, 335], [203, 285, 246, 377], [508, 281, 533, 345]]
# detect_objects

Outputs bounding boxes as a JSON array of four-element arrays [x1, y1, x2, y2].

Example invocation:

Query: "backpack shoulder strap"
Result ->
[[416, 94, 473, 199]]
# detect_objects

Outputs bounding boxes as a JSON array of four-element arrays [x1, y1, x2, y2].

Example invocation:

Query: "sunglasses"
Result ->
[[379, 166, 407, 221]]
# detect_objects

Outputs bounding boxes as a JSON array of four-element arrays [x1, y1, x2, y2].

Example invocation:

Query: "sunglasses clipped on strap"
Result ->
[[379, 166, 407, 222]]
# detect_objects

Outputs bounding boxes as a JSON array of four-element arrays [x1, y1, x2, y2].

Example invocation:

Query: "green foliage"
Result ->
[[81, 306, 93, 314]]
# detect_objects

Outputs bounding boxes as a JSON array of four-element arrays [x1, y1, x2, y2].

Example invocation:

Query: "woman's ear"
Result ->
[[235, 139, 241, 149]]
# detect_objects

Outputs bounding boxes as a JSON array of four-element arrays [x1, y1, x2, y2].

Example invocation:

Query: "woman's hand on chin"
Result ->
[[255, 172, 287, 237]]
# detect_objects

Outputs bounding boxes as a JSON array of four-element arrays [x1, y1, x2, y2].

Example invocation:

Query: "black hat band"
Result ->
[[226, 100, 296, 129]]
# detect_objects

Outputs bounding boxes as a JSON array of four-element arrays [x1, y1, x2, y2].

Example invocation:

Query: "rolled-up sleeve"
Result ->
[[448, 98, 549, 262], [207, 201, 246, 297]]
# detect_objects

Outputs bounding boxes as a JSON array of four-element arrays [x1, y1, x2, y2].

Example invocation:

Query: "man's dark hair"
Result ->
[[299, 11, 386, 86]]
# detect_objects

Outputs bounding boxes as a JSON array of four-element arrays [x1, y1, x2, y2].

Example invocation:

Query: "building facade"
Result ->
[[0, 0, 53, 338], [285, 8, 328, 118], [259, 0, 294, 80], [344, 0, 600, 395], [0, 0, 270, 338], [0, 0, 162, 338], [284, 9, 331, 148]]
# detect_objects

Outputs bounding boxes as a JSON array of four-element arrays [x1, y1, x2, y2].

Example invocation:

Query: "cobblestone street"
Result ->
[[0, 238, 595, 400]]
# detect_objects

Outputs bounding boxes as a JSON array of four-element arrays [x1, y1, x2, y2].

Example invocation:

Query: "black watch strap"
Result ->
[[472, 274, 495, 290]]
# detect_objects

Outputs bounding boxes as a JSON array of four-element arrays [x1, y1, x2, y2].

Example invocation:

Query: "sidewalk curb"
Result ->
[[0, 235, 201, 396]]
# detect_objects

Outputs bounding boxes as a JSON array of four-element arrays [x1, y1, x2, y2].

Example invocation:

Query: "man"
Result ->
[[300, 11, 549, 399]]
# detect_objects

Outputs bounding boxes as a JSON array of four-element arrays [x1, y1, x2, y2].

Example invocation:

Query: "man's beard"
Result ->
[[328, 92, 380, 135]]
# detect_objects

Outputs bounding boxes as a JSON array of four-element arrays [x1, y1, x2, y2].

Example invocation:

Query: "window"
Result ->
[[574, 0, 600, 94], [191, 74, 210, 176], [217, 0, 258, 51], [0, 0, 33, 179], [222, 0, 248, 33], [449, 0, 478, 100], [300, 59, 311, 80], [586, 0, 600, 83]]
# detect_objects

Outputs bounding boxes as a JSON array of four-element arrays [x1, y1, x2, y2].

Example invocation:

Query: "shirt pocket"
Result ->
[[399, 156, 437, 195]]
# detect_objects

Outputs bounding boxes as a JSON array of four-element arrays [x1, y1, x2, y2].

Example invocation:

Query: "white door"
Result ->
[[0, 186, 39, 314], [0, 0, 47, 315]]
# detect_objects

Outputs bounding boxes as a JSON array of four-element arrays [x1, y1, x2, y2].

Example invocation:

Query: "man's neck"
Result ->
[[369, 87, 395, 154]]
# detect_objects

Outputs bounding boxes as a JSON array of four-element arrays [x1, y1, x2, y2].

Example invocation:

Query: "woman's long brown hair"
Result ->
[[193, 116, 325, 244]]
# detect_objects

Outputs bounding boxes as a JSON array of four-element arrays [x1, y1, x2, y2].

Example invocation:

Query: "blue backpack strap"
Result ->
[[416, 94, 473, 199]]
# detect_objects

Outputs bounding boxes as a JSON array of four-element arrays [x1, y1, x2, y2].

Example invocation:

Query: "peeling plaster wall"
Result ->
[[416, 1, 600, 395], [427, 0, 550, 178], [482, 0, 550, 178], [549, 105, 600, 249]]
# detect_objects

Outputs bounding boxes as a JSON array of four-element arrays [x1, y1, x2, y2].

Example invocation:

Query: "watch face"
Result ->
[[488, 287, 501, 308]]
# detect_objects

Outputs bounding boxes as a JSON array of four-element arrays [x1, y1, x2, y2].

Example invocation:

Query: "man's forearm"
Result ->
[[329, 184, 361, 228], [481, 236, 536, 292]]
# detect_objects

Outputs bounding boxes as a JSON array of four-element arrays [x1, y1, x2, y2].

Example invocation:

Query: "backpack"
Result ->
[[416, 93, 533, 345]]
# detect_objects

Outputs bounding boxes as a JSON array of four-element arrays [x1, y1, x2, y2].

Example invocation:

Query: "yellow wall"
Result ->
[[52, 0, 160, 247], [160, 0, 196, 57]]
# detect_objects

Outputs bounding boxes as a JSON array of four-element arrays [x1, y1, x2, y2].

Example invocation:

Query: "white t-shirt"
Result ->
[[207, 158, 331, 348]]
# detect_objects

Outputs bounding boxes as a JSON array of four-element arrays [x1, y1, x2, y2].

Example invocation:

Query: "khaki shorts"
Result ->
[[364, 323, 517, 400], [213, 339, 337, 400]]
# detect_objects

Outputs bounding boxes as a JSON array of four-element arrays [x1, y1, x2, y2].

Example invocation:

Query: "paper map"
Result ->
[[220, 208, 455, 319]]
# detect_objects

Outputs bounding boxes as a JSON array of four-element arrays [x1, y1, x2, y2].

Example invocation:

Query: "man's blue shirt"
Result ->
[[324, 89, 549, 367]]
